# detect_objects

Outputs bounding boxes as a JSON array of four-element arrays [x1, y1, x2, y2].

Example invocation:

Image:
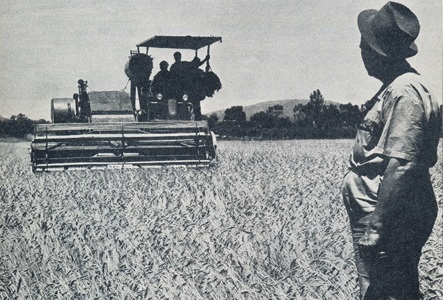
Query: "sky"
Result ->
[[0, 0, 441, 120]]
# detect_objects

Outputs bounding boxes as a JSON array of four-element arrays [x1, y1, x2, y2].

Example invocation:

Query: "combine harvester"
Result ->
[[30, 36, 222, 172]]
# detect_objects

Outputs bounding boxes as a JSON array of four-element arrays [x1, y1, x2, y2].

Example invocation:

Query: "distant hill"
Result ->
[[206, 99, 341, 121]]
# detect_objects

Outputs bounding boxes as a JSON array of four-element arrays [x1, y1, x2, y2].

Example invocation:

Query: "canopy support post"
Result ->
[[206, 45, 211, 72]]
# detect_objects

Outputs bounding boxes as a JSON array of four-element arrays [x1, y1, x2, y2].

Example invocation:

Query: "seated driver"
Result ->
[[151, 60, 173, 95]]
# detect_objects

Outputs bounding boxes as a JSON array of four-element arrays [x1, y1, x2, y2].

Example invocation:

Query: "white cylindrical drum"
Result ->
[[51, 98, 77, 123]]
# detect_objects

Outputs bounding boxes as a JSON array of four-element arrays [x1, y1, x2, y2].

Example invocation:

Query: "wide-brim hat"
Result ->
[[358, 1, 420, 59]]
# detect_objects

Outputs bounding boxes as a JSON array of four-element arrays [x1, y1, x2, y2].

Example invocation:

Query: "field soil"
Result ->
[[1, 140, 442, 299]]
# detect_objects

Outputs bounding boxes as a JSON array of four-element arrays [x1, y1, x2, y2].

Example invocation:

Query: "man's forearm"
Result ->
[[368, 157, 414, 236]]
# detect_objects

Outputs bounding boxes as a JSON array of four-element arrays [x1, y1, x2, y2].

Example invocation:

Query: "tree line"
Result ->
[[0, 114, 49, 138], [3, 91, 441, 140], [207, 90, 367, 139]]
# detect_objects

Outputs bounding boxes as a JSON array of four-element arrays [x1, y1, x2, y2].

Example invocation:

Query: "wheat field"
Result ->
[[1, 140, 442, 299]]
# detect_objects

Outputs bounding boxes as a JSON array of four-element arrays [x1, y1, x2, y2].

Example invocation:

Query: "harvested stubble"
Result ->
[[0, 139, 441, 299]]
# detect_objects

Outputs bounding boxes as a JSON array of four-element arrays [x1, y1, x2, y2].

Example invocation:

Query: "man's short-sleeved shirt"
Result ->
[[344, 72, 440, 212], [349, 72, 441, 173]]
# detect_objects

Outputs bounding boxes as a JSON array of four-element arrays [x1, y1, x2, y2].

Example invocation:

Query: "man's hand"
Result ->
[[358, 226, 383, 260]]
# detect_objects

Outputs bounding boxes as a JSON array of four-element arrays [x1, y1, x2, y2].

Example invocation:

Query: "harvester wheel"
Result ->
[[209, 131, 217, 161], [208, 146, 217, 161], [30, 149, 36, 173]]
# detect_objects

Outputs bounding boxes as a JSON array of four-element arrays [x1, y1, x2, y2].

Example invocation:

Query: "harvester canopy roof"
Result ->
[[137, 35, 222, 50]]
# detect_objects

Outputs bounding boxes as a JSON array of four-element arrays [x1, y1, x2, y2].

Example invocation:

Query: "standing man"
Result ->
[[170, 51, 210, 121], [342, 2, 441, 299], [170, 51, 186, 76], [170, 51, 210, 76]]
